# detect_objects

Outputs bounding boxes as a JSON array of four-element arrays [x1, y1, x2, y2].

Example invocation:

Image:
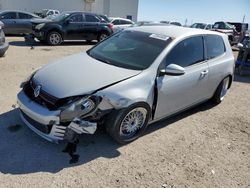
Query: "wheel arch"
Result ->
[[46, 28, 64, 40]]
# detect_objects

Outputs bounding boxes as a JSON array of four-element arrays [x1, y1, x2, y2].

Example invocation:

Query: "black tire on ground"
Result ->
[[105, 102, 150, 144], [0, 52, 5, 57], [97, 32, 109, 42], [46, 31, 62, 46], [212, 76, 230, 104]]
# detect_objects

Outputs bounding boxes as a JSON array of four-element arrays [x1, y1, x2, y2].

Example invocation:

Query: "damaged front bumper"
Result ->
[[17, 91, 98, 143]]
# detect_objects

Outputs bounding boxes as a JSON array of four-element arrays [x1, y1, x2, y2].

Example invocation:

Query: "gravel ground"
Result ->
[[0, 37, 249, 188]]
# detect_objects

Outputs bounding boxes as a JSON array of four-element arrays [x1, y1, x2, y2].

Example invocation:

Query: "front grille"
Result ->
[[23, 80, 59, 110], [21, 111, 52, 134]]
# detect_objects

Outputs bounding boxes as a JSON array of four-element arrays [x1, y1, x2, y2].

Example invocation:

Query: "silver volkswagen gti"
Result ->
[[17, 26, 235, 144]]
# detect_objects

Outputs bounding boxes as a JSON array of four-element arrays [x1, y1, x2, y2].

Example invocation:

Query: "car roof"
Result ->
[[63, 11, 97, 15], [0, 10, 38, 17], [110, 17, 132, 21], [128, 25, 224, 39]]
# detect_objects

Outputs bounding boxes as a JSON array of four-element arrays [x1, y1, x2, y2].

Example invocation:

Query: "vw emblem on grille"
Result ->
[[34, 85, 42, 98]]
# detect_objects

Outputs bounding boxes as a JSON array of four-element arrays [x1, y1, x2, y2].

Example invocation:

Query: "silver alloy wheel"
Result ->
[[99, 33, 108, 41], [220, 77, 230, 101], [49, 33, 61, 45], [120, 107, 147, 137]]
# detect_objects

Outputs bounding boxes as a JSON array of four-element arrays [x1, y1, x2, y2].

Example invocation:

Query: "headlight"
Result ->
[[35, 23, 45, 30], [60, 96, 100, 122], [20, 68, 40, 88]]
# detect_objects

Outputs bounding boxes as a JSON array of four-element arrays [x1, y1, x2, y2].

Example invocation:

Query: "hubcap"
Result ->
[[50, 33, 61, 45], [220, 77, 229, 101], [120, 107, 147, 137], [99, 34, 108, 41]]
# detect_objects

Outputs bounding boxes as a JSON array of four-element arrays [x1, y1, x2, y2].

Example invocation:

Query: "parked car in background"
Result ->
[[0, 10, 40, 35], [212, 21, 239, 45], [109, 17, 134, 32], [227, 22, 249, 42], [135, 21, 154, 26], [134, 22, 166, 27], [33, 12, 113, 45], [18, 26, 234, 144], [160, 21, 182, 26], [0, 21, 9, 57], [35, 9, 60, 18], [190, 23, 212, 30]]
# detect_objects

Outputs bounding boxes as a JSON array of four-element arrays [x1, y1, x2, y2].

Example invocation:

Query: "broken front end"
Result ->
[[17, 80, 113, 143]]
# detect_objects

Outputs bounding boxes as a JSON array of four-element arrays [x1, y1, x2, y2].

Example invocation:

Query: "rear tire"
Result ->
[[105, 103, 150, 144], [98, 32, 109, 42], [212, 76, 230, 104], [46, 31, 62, 46]]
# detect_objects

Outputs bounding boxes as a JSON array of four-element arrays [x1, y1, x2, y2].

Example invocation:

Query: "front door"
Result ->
[[64, 13, 84, 40], [155, 36, 211, 120]]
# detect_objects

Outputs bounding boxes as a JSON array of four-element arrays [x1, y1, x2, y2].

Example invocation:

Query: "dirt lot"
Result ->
[[0, 37, 250, 188]]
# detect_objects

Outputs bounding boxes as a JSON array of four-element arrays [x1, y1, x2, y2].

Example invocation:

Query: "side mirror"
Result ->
[[160, 64, 185, 76], [65, 19, 72, 24]]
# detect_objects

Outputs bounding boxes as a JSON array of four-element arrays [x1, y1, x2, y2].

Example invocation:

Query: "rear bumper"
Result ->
[[0, 42, 9, 56], [17, 90, 66, 143]]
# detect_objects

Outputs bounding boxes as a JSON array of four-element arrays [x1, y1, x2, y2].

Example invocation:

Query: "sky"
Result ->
[[138, 0, 250, 25]]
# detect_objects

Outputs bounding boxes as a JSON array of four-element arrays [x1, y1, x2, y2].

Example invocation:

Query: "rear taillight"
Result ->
[[108, 23, 114, 31]]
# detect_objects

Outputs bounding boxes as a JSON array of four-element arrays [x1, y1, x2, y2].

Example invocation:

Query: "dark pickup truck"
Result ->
[[0, 21, 9, 57], [33, 12, 114, 45]]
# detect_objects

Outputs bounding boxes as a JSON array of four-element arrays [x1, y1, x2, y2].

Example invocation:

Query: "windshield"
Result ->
[[51, 13, 70, 22], [87, 30, 172, 70], [191, 23, 206, 29]]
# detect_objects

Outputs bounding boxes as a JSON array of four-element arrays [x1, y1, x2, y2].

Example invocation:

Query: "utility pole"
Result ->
[[242, 14, 245, 23], [184, 18, 188, 27]]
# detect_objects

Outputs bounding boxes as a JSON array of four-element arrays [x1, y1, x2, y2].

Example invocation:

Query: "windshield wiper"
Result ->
[[87, 51, 112, 65], [94, 57, 112, 65]]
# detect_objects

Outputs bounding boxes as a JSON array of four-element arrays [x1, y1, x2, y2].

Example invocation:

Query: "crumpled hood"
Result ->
[[33, 52, 141, 98]]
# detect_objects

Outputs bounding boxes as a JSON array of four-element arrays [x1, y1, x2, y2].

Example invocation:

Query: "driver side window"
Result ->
[[68, 14, 83, 23], [165, 36, 204, 67]]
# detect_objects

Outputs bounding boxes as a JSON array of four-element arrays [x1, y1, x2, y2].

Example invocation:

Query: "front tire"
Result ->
[[212, 76, 230, 104], [105, 103, 150, 144], [46, 31, 62, 46]]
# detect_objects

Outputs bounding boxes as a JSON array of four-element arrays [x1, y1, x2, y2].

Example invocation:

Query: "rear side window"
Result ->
[[120, 20, 132, 25], [0, 12, 17, 19], [19, 13, 33, 19], [166, 36, 204, 67], [204, 35, 225, 59], [85, 15, 100, 22]]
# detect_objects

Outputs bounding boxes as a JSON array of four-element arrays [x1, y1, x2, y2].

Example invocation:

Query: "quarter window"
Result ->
[[112, 20, 120, 25], [166, 36, 204, 67], [204, 35, 225, 59]]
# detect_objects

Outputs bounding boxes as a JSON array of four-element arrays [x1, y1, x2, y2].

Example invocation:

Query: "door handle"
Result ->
[[201, 70, 209, 76]]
